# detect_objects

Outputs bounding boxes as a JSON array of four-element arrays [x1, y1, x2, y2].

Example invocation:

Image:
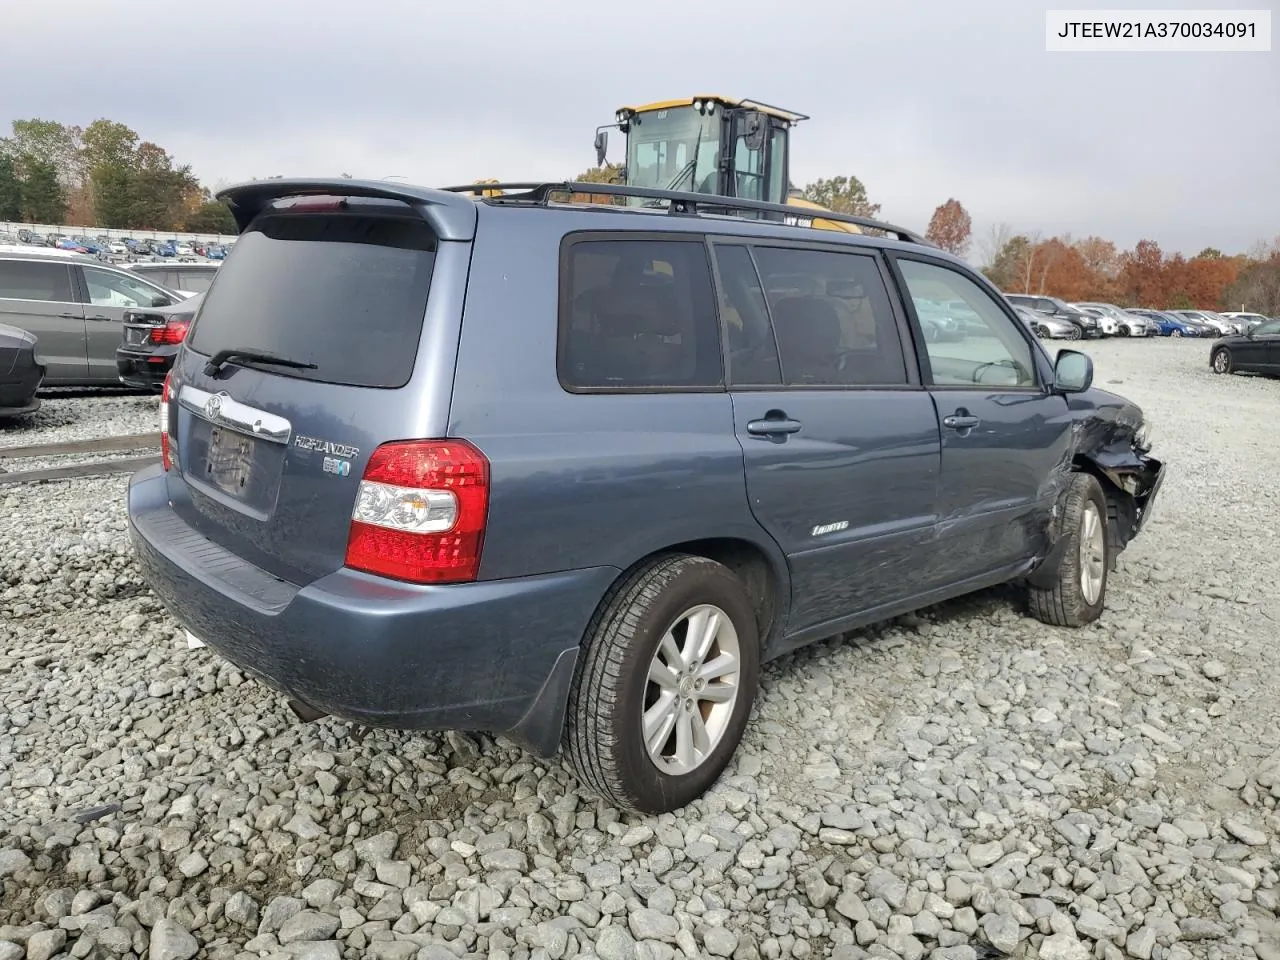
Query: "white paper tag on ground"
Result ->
[[184, 630, 206, 649]]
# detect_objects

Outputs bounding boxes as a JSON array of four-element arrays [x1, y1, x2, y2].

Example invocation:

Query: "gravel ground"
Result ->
[[1, 339, 1277, 960], [0, 391, 158, 448]]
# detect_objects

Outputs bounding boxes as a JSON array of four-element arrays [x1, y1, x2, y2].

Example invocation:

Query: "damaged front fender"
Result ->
[[1025, 442, 1165, 591]]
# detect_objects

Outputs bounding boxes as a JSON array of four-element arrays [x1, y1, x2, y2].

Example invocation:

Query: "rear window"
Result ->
[[178, 270, 215, 293], [187, 209, 437, 388]]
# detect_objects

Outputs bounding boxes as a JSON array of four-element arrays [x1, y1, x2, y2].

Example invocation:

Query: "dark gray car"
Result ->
[[0, 321, 44, 417], [0, 250, 184, 385], [126, 178, 1165, 813]]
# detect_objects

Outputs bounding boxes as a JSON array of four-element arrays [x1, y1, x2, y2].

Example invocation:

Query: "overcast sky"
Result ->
[[5, 0, 1277, 259]]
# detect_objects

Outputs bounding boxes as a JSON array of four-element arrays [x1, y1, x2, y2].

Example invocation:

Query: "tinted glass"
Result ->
[[714, 244, 781, 385], [0, 260, 73, 302], [188, 210, 437, 389], [1254, 320, 1280, 336], [177, 270, 215, 293], [897, 258, 1037, 388], [84, 266, 170, 308], [751, 246, 907, 386], [559, 238, 723, 390]]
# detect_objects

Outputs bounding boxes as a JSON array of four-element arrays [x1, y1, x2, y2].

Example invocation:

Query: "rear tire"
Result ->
[[1066, 324, 1082, 341], [563, 554, 761, 814], [1171, 329, 1182, 338], [1027, 472, 1110, 628], [1212, 348, 1232, 375]]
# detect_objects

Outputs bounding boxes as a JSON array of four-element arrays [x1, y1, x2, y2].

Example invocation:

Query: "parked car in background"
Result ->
[[126, 177, 1166, 814], [1005, 294, 1099, 338], [1171, 310, 1233, 336], [1077, 307, 1118, 337], [1073, 302, 1153, 337], [910, 297, 966, 341], [1012, 304, 1080, 339], [1209, 317, 1280, 376], [0, 321, 44, 418], [1221, 312, 1271, 331], [123, 262, 218, 296], [0, 250, 185, 385], [117, 293, 203, 390], [1128, 309, 1207, 337]]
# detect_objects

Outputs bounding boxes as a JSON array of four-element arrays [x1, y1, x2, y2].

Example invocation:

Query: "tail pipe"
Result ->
[[287, 698, 328, 723]]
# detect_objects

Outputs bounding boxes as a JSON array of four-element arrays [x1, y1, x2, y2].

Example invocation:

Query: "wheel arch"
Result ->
[[598, 536, 790, 657]]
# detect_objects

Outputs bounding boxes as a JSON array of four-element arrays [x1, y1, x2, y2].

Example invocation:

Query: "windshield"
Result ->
[[626, 106, 721, 199]]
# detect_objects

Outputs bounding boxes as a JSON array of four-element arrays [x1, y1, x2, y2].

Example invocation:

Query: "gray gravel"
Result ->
[[0, 391, 157, 449], [1, 338, 1278, 960]]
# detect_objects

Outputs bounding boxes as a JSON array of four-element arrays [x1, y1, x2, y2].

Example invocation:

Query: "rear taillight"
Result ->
[[344, 440, 490, 584], [149, 320, 190, 344], [159, 373, 173, 471]]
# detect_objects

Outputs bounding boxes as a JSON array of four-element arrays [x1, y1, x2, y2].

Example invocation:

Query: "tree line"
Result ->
[[3, 116, 1274, 314], [0, 118, 236, 234]]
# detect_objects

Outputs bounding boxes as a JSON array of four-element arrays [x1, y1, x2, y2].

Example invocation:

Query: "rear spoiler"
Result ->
[[214, 178, 479, 241]]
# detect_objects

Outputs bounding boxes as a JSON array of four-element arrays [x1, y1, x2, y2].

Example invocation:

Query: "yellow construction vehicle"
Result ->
[[592, 95, 861, 233]]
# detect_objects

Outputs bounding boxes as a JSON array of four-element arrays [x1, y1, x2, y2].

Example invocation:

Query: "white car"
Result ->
[[1074, 302, 1150, 337], [174, 242, 194, 257], [1221, 311, 1271, 331]]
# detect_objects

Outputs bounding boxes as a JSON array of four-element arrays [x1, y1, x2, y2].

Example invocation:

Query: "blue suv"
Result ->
[[127, 179, 1165, 813]]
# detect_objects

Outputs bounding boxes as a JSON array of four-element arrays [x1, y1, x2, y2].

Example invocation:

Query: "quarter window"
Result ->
[[0, 261, 74, 302], [897, 258, 1038, 388], [750, 246, 908, 387], [559, 237, 723, 391]]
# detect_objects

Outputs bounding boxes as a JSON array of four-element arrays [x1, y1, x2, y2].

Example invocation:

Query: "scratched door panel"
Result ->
[[731, 390, 942, 635]]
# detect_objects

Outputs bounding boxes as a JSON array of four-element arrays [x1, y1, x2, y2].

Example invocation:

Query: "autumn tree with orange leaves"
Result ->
[[925, 199, 972, 257]]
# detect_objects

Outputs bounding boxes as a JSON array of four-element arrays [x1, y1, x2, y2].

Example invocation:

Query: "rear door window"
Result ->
[[187, 207, 437, 388], [558, 236, 723, 391], [748, 245, 908, 387], [0, 260, 74, 302]]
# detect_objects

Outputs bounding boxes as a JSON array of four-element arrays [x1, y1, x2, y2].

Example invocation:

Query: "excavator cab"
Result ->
[[596, 96, 806, 207]]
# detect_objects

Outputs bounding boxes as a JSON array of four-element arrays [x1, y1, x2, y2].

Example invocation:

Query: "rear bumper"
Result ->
[[127, 464, 618, 756], [117, 346, 177, 389], [0, 359, 44, 416]]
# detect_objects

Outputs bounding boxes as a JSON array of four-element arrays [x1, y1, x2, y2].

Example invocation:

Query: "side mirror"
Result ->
[[1053, 349, 1093, 393], [593, 130, 608, 167], [151, 295, 173, 308], [743, 111, 766, 151]]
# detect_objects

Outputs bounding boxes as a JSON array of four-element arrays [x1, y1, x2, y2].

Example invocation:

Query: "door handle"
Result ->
[[87, 315, 115, 322], [943, 414, 980, 430], [747, 414, 803, 437], [58, 312, 80, 319]]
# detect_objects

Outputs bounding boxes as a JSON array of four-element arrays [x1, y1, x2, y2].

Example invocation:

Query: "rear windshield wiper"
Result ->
[[204, 348, 318, 377]]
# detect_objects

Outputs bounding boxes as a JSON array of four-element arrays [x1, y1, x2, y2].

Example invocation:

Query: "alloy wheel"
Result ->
[[642, 604, 742, 776], [1079, 502, 1106, 606]]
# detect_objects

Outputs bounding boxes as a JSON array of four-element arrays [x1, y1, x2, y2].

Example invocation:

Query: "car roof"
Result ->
[[0, 247, 99, 264], [125, 261, 219, 270]]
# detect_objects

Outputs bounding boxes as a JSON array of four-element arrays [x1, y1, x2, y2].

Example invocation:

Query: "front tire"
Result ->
[[564, 554, 761, 813], [1212, 348, 1233, 374], [1171, 329, 1182, 338], [1065, 324, 1082, 341], [1028, 472, 1110, 628]]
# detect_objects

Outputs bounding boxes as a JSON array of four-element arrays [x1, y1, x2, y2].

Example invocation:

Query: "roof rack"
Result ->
[[439, 181, 928, 245]]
